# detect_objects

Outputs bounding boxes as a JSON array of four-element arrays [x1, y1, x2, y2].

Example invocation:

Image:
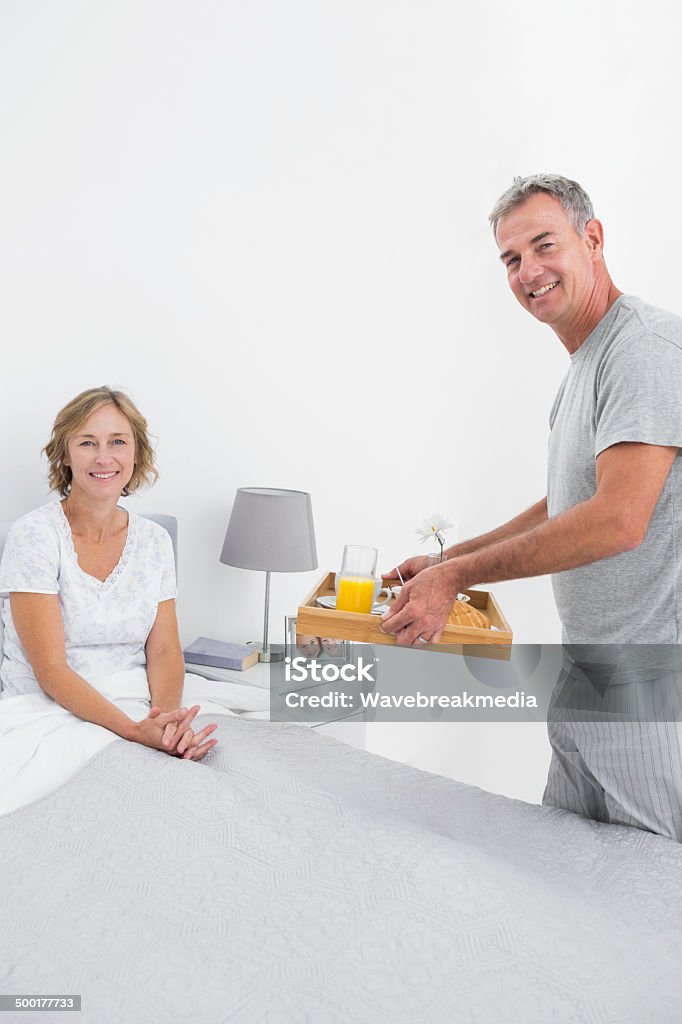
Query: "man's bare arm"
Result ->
[[452, 494, 633, 586], [444, 497, 548, 559], [386, 498, 549, 582], [383, 442, 678, 644], [457, 443, 677, 584]]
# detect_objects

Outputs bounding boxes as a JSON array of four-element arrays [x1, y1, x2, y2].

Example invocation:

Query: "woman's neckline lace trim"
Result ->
[[56, 501, 137, 590]]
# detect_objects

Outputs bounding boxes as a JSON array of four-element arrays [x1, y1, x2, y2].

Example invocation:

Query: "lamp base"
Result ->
[[246, 642, 285, 664]]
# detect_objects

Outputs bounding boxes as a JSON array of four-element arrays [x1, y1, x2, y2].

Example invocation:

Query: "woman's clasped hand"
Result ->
[[134, 704, 218, 760]]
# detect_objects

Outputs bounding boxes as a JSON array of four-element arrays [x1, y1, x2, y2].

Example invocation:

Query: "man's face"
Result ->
[[496, 193, 599, 330]]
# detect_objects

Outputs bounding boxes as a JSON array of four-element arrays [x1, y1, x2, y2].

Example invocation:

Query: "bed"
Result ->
[[1, 518, 681, 1023], [1, 713, 682, 1024]]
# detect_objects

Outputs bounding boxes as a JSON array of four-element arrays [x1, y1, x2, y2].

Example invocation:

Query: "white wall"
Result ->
[[1, 0, 680, 800]]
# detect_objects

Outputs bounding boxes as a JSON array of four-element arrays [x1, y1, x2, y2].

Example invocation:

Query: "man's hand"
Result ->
[[382, 554, 438, 584], [380, 561, 463, 646]]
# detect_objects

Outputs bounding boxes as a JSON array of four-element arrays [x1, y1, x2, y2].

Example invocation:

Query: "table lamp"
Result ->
[[220, 487, 318, 662]]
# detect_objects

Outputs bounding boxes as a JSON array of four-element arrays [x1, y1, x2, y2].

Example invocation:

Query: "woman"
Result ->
[[0, 387, 219, 809]]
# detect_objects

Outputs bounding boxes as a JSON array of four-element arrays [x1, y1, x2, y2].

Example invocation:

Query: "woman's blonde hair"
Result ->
[[43, 387, 159, 497]]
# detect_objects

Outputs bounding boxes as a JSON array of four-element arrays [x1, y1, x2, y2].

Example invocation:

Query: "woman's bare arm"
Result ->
[[144, 598, 217, 759], [145, 599, 185, 712], [9, 592, 195, 749]]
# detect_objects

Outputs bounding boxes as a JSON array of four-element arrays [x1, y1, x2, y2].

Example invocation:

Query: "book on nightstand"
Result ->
[[183, 637, 259, 672]]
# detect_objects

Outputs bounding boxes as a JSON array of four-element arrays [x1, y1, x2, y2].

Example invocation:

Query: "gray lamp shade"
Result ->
[[220, 488, 317, 573]]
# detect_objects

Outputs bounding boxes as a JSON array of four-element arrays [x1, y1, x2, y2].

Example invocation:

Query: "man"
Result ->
[[381, 173, 682, 839]]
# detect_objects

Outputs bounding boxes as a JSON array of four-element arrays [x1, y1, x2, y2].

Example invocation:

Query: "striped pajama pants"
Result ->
[[542, 664, 682, 842]]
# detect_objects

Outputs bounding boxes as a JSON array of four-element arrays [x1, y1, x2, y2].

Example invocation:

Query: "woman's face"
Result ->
[[297, 635, 321, 658], [64, 404, 136, 502]]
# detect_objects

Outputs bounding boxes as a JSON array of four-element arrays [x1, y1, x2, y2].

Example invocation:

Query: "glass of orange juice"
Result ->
[[336, 545, 377, 614]]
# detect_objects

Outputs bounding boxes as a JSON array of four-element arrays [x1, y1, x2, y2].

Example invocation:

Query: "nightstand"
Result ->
[[186, 660, 270, 690], [185, 660, 367, 750]]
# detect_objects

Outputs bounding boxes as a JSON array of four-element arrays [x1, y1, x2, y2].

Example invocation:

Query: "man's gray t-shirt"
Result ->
[[547, 294, 682, 646]]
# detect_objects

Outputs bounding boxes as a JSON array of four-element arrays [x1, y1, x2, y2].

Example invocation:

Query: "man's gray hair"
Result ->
[[489, 174, 595, 239]]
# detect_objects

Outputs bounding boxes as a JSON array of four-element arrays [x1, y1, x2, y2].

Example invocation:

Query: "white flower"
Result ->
[[416, 513, 453, 547]]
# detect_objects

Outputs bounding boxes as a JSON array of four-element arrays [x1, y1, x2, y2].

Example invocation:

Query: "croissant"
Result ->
[[447, 600, 490, 629]]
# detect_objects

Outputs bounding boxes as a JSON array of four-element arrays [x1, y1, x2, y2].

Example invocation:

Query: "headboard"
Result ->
[[0, 512, 178, 676]]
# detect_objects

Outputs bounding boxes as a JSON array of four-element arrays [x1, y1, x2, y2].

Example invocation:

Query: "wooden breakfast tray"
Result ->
[[296, 572, 512, 647]]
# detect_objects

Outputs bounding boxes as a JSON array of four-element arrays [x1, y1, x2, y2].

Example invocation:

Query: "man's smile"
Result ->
[[529, 281, 560, 299]]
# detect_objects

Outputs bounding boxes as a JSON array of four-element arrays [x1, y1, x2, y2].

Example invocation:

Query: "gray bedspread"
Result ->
[[1, 716, 681, 1023]]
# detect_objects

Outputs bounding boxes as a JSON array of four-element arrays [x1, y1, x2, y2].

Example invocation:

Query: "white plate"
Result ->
[[316, 595, 389, 615]]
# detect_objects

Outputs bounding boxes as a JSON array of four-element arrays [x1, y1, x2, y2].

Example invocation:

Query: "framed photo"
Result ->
[[284, 615, 350, 662]]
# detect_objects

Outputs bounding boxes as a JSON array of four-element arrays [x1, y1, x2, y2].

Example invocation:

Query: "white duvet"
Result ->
[[0, 667, 270, 814]]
